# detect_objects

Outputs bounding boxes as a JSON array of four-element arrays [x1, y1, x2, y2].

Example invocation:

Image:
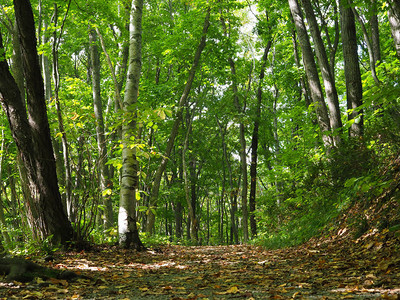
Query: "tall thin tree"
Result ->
[[119, 0, 145, 250], [145, 9, 211, 234]]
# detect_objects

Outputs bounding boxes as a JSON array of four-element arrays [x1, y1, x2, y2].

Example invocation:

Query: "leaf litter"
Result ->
[[0, 230, 399, 299]]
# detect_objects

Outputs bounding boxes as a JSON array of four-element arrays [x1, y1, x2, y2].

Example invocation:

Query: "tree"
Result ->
[[249, 39, 272, 238], [288, 0, 332, 147], [118, 0, 145, 250], [370, 0, 381, 64], [145, 8, 211, 235], [89, 26, 113, 230], [301, 0, 342, 143], [0, 0, 73, 244], [349, 0, 380, 84], [340, 0, 363, 137]]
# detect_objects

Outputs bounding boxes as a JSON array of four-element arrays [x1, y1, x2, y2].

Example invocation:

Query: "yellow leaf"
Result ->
[[215, 286, 239, 295], [71, 113, 79, 121], [159, 110, 166, 120]]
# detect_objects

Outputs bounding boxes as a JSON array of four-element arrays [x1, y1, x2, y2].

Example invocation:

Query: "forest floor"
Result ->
[[0, 228, 400, 299]]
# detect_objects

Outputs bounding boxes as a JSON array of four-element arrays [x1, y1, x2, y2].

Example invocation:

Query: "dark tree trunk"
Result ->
[[370, 0, 381, 63], [0, 0, 73, 244], [249, 41, 272, 238], [174, 201, 183, 239], [340, 1, 363, 137]]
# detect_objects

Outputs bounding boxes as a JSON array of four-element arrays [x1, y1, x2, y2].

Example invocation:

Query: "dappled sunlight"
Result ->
[[1, 240, 400, 298]]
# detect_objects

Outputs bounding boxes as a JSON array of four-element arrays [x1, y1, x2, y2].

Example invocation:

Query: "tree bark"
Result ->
[[182, 111, 198, 243], [10, 21, 25, 104], [292, 30, 311, 107], [340, 1, 363, 137], [349, 1, 380, 84], [51, 3, 73, 221], [370, 0, 381, 63], [230, 59, 249, 243], [216, 117, 238, 244], [288, 0, 332, 147], [0, 0, 73, 244], [301, 0, 343, 144], [119, 0, 145, 250], [89, 27, 114, 231], [315, 0, 340, 80], [38, 1, 52, 103], [249, 41, 272, 238]]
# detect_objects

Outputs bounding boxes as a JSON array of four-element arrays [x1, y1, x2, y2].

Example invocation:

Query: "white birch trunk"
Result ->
[[119, 0, 145, 250]]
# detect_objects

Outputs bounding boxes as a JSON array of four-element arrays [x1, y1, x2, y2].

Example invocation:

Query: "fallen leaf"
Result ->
[[215, 286, 239, 295]]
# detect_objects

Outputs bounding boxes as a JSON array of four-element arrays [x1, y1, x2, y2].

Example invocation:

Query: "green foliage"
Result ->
[[1, 0, 400, 252], [139, 232, 171, 247]]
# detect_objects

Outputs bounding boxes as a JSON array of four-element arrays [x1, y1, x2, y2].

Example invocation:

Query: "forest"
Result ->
[[1, 0, 400, 298], [0, 0, 400, 256]]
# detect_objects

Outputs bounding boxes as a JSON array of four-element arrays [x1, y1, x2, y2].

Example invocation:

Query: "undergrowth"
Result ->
[[255, 137, 400, 249]]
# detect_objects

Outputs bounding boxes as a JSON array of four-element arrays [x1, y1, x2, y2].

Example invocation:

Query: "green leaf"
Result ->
[[344, 177, 358, 188]]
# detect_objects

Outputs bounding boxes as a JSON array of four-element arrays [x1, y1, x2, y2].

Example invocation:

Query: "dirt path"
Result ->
[[1, 233, 399, 299]]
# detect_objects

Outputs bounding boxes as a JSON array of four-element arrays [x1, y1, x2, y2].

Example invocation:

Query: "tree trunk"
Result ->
[[38, 5, 52, 103], [216, 117, 238, 244], [118, 0, 145, 250], [292, 30, 311, 107], [370, 0, 381, 64], [224, 41, 252, 243], [145, 9, 210, 234], [340, 1, 363, 137], [349, 1, 380, 84], [315, 0, 340, 80], [301, 0, 343, 143], [182, 113, 198, 243], [249, 41, 272, 238], [288, 0, 332, 147], [89, 27, 114, 231], [174, 201, 183, 239], [10, 21, 25, 104], [52, 4, 73, 220], [0, 0, 73, 244]]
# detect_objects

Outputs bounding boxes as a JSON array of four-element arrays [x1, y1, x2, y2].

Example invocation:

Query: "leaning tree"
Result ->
[[0, 0, 73, 244]]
